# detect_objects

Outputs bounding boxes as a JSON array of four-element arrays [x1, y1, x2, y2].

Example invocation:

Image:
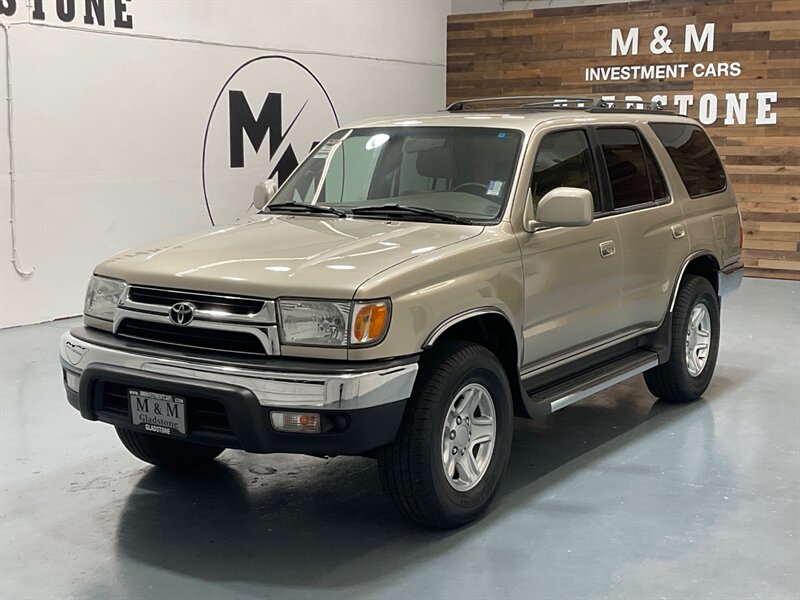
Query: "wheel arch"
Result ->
[[422, 308, 528, 417], [670, 251, 720, 312]]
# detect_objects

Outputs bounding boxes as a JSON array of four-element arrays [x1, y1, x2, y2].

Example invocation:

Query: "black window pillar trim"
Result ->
[[634, 128, 669, 205], [585, 126, 614, 215]]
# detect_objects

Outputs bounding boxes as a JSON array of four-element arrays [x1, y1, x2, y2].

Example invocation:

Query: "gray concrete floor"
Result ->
[[1, 278, 798, 600]]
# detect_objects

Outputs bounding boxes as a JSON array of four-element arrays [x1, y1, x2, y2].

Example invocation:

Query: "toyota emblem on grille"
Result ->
[[168, 302, 196, 326]]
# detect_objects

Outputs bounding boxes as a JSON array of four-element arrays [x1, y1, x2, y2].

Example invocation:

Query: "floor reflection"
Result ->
[[114, 377, 722, 589]]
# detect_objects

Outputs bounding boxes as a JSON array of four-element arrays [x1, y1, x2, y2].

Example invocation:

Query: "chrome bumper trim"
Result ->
[[59, 331, 417, 411]]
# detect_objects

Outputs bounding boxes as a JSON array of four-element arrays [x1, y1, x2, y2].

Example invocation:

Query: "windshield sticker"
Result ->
[[497, 132, 507, 139], [313, 138, 340, 159], [487, 180, 504, 196]]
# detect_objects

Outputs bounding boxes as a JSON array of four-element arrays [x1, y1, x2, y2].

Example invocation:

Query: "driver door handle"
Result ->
[[599, 240, 616, 258]]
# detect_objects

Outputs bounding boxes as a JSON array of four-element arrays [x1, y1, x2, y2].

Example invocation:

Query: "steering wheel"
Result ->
[[452, 182, 490, 194]]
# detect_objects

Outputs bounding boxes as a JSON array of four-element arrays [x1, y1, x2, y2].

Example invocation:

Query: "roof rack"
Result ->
[[445, 96, 672, 115], [446, 96, 602, 111]]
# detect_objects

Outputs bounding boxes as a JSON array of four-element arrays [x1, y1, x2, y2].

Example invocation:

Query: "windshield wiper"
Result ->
[[350, 204, 471, 225], [263, 201, 347, 218]]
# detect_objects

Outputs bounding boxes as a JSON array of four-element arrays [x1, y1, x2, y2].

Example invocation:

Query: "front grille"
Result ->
[[98, 382, 234, 438], [127, 286, 265, 316], [117, 319, 267, 357]]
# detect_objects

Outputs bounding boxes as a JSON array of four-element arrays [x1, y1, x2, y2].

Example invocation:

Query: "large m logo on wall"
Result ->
[[203, 56, 338, 225], [229, 91, 301, 184]]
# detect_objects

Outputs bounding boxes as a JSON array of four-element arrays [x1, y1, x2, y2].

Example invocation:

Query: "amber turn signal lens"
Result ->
[[351, 302, 390, 345]]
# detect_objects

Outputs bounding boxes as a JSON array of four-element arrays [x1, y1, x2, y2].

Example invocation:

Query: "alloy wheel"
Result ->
[[440, 383, 497, 491]]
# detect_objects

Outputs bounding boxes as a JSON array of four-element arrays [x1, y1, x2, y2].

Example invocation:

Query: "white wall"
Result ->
[[0, 0, 450, 327], [451, 0, 629, 13]]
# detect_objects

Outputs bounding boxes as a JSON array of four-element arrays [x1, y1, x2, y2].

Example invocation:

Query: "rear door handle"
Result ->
[[599, 240, 616, 258], [671, 223, 686, 239]]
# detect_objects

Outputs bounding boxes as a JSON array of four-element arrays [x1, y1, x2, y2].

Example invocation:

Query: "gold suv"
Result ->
[[60, 97, 743, 528]]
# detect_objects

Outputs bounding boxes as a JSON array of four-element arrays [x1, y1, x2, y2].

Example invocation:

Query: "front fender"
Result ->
[[348, 224, 524, 362]]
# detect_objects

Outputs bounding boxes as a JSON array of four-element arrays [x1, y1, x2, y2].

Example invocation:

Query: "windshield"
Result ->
[[267, 127, 524, 222]]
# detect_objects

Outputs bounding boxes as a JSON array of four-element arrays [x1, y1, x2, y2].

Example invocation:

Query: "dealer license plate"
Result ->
[[128, 389, 187, 436]]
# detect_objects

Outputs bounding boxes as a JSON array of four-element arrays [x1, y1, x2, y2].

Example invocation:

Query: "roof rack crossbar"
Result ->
[[604, 99, 666, 111], [586, 98, 671, 114]]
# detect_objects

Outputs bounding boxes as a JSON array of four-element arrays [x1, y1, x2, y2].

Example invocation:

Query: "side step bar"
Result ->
[[528, 351, 659, 413]]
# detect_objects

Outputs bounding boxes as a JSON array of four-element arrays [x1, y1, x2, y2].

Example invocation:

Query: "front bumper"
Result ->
[[59, 327, 418, 455]]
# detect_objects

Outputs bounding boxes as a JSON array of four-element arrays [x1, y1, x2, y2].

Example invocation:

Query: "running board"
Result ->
[[527, 351, 659, 413]]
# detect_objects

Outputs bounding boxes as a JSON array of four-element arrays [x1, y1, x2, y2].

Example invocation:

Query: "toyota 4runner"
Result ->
[[60, 97, 743, 528]]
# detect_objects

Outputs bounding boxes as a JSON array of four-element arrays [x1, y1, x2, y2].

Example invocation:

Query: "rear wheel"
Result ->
[[378, 341, 513, 528], [644, 275, 720, 403], [116, 427, 224, 469]]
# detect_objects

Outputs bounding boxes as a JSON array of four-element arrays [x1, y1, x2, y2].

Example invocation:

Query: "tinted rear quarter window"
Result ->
[[649, 123, 727, 198], [643, 143, 667, 201]]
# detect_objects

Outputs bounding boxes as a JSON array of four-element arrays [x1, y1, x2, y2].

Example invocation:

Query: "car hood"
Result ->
[[96, 215, 482, 298]]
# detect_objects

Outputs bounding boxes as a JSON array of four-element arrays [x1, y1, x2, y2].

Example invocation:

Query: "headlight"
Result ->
[[84, 276, 127, 321], [278, 299, 390, 347], [278, 300, 351, 346]]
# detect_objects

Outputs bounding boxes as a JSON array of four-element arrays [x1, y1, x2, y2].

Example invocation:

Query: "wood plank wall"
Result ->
[[447, 0, 799, 280]]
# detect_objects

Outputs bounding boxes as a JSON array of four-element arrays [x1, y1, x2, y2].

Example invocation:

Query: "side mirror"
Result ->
[[529, 187, 594, 230], [253, 178, 279, 211]]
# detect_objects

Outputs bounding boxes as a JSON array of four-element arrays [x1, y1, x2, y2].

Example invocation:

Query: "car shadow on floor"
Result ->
[[112, 376, 725, 591]]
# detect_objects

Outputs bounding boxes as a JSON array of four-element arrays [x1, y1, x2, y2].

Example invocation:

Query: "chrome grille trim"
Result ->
[[121, 286, 277, 324], [113, 287, 280, 356]]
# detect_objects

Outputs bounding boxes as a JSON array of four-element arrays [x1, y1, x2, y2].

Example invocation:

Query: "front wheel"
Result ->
[[378, 341, 513, 528], [644, 275, 720, 403], [116, 427, 224, 469]]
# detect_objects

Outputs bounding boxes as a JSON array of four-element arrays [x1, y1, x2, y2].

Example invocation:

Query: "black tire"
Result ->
[[116, 427, 224, 469], [378, 341, 514, 529], [644, 275, 720, 403]]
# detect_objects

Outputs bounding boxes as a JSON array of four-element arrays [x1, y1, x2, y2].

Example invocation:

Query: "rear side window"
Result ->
[[649, 123, 726, 198], [531, 129, 600, 211], [597, 128, 665, 210], [643, 144, 667, 200]]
